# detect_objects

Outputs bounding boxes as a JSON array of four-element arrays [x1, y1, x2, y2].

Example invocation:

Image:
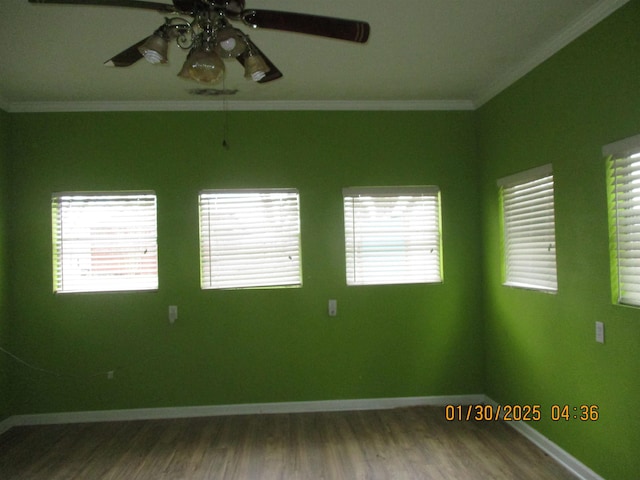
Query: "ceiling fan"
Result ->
[[29, 0, 371, 85]]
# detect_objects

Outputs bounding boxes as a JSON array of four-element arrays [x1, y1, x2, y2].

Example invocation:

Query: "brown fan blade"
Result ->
[[242, 10, 370, 43], [28, 0, 177, 13], [236, 40, 283, 84], [104, 39, 146, 67]]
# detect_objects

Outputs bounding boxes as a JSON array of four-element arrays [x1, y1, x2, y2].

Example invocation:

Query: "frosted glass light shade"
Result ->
[[214, 28, 247, 58], [178, 48, 225, 84], [244, 52, 269, 82], [138, 35, 169, 64]]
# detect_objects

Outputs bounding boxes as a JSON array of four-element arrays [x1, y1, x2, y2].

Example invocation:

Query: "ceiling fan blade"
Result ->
[[242, 10, 370, 43], [28, 0, 177, 13], [104, 39, 146, 67], [236, 39, 283, 84]]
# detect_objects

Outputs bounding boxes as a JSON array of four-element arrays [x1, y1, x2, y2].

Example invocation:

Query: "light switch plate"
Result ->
[[328, 299, 337, 317], [169, 305, 178, 324], [595, 321, 604, 344]]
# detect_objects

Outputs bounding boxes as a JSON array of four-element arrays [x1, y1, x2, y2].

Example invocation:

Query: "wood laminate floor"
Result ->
[[0, 406, 578, 479]]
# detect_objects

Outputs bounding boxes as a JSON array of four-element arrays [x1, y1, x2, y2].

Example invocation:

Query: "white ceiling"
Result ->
[[0, 0, 630, 112]]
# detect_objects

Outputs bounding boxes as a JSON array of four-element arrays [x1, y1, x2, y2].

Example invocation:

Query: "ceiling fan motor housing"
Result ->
[[171, 0, 245, 16]]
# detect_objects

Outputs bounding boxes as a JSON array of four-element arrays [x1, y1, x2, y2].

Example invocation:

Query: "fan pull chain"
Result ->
[[222, 77, 230, 150]]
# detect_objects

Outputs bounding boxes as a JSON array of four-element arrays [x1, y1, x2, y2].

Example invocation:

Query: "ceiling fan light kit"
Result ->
[[29, 0, 370, 87]]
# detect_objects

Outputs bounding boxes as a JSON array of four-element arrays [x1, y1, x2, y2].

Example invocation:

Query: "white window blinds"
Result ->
[[343, 186, 442, 286], [604, 134, 640, 306], [199, 189, 302, 289], [52, 192, 158, 293], [498, 165, 557, 292]]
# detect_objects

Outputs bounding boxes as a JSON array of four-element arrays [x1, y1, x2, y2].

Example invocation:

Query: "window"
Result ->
[[498, 165, 557, 292], [199, 189, 302, 289], [604, 134, 640, 306], [52, 192, 158, 293], [343, 186, 442, 286]]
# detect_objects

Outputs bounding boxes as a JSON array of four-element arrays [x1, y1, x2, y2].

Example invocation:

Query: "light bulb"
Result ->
[[142, 50, 165, 64], [220, 37, 236, 52], [214, 27, 247, 58]]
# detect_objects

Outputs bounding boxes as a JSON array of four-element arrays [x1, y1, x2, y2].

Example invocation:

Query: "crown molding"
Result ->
[[6, 99, 475, 113], [4, 0, 629, 113], [473, 0, 631, 107]]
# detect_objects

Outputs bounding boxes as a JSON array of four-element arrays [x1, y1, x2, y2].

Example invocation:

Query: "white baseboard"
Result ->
[[1, 394, 604, 480], [485, 397, 605, 480], [2, 394, 486, 428], [0, 416, 12, 435]]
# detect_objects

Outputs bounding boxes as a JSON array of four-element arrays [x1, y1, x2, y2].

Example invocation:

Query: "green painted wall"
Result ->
[[7, 110, 483, 414], [477, 1, 640, 479], [0, 109, 9, 422], [6, 3, 636, 476]]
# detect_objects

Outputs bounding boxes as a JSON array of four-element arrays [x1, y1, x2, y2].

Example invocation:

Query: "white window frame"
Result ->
[[343, 186, 443, 286], [498, 165, 558, 292], [52, 191, 158, 294], [604, 133, 640, 307], [199, 188, 302, 290]]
